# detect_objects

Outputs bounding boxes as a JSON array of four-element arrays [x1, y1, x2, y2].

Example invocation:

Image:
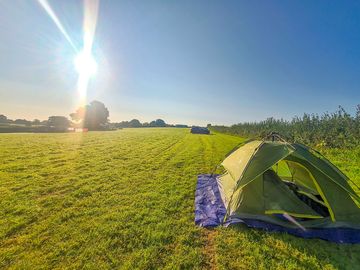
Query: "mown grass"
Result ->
[[0, 128, 359, 269]]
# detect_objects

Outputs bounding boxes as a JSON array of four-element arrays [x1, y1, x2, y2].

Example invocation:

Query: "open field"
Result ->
[[1, 128, 360, 269]]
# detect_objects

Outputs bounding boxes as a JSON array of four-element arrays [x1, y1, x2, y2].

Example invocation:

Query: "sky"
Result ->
[[0, 0, 359, 126]]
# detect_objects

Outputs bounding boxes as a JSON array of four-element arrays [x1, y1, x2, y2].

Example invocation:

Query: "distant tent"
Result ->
[[191, 126, 210, 134]]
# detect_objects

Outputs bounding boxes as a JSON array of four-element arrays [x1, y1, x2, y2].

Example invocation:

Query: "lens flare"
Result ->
[[36, 0, 76, 50]]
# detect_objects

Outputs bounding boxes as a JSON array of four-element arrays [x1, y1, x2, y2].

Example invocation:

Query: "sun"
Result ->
[[74, 50, 97, 76]]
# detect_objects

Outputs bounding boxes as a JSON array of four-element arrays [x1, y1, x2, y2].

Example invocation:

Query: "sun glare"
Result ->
[[74, 50, 97, 76], [37, 0, 100, 108]]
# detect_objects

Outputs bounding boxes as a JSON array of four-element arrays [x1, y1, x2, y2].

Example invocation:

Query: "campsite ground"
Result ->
[[1, 128, 360, 269]]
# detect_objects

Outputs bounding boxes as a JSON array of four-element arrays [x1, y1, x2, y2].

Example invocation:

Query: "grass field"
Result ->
[[1, 128, 360, 269]]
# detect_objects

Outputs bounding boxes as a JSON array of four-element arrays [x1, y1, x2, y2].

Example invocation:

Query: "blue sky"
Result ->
[[0, 0, 359, 125]]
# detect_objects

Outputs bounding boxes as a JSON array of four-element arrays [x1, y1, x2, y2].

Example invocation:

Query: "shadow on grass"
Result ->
[[216, 224, 360, 269]]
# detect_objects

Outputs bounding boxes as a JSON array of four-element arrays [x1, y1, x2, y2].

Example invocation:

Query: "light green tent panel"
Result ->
[[236, 142, 294, 189], [217, 173, 236, 209], [285, 160, 319, 194], [273, 160, 318, 194], [221, 140, 262, 181], [272, 160, 292, 178]]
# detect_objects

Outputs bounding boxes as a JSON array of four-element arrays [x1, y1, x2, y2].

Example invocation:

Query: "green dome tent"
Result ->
[[217, 138, 360, 230]]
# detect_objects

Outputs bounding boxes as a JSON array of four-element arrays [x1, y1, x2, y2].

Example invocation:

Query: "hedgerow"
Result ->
[[211, 105, 360, 148]]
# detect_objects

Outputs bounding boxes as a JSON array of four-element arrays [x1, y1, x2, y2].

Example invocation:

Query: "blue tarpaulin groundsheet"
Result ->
[[195, 174, 360, 243], [194, 174, 226, 227]]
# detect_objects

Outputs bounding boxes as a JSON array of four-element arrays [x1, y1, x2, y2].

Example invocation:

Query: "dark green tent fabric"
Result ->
[[230, 175, 264, 215], [263, 170, 322, 218]]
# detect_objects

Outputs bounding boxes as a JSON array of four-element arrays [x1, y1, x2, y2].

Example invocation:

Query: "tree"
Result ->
[[47, 116, 70, 131], [115, 121, 129, 128], [70, 100, 109, 130], [0, 115, 7, 123], [128, 119, 142, 127], [14, 119, 31, 126], [32, 119, 41, 125], [150, 119, 166, 127]]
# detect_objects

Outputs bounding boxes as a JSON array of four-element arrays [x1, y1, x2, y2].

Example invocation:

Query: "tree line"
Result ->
[[210, 105, 360, 148], [0, 100, 188, 133], [0, 101, 109, 132], [113, 119, 188, 128]]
